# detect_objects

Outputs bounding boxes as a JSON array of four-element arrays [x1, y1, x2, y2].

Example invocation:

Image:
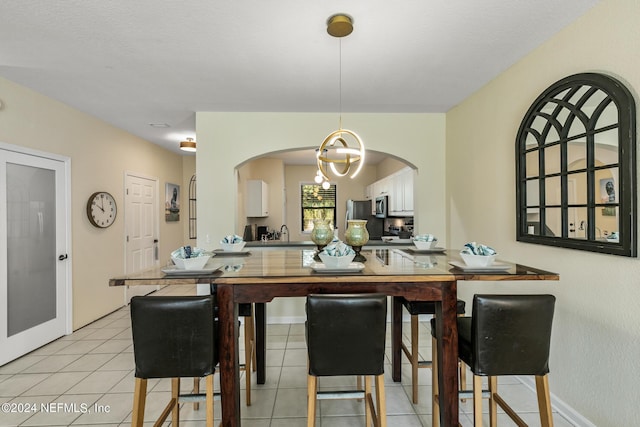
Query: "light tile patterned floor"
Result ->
[[0, 286, 576, 426]]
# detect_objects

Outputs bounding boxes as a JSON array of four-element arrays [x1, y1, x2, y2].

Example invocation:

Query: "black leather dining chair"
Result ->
[[398, 297, 467, 404], [306, 294, 388, 427], [432, 294, 556, 427], [130, 295, 218, 427]]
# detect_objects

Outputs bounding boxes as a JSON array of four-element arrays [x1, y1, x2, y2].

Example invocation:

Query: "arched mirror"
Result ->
[[516, 73, 636, 256]]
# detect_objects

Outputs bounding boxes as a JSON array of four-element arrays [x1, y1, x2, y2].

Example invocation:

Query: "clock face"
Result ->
[[87, 192, 117, 228]]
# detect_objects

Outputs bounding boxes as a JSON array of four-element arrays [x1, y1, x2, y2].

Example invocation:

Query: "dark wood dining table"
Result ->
[[110, 247, 558, 427]]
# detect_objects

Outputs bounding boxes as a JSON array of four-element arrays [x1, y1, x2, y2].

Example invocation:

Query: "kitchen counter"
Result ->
[[245, 240, 414, 248]]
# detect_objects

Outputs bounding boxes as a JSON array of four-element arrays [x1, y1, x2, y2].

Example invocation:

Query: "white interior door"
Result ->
[[0, 147, 71, 366], [124, 173, 159, 302]]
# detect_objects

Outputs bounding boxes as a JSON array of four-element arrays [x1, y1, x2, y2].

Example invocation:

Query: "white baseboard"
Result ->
[[517, 376, 594, 427]]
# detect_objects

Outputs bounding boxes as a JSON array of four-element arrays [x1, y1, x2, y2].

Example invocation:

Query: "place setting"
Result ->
[[403, 234, 447, 254], [213, 234, 251, 256], [309, 239, 365, 273], [162, 245, 221, 275], [448, 242, 511, 272]]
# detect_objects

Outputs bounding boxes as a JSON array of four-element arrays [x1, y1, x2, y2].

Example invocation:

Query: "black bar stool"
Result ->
[[398, 297, 467, 403], [306, 294, 388, 427], [432, 294, 556, 427], [130, 295, 218, 427]]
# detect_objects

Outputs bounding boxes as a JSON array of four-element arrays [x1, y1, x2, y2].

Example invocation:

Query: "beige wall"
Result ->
[[0, 76, 186, 329], [446, 0, 639, 424], [196, 112, 447, 249]]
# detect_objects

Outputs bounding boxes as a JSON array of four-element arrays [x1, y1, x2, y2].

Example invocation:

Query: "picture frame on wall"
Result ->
[[599, 178, 616, 203], [165, 183, 180, 221]]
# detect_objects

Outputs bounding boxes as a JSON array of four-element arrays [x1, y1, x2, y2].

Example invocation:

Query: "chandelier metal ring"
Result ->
[[316, 128, 365, 180]]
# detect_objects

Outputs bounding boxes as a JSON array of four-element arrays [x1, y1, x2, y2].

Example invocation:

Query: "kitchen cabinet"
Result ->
[[246, 180, 269, 217], [366, 168, 413, 216], [388, 167, 414, 216]]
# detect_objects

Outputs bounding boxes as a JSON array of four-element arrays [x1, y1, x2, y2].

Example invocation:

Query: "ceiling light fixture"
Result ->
[[316, 14, 365, 184], [180, 137, 197, 152]]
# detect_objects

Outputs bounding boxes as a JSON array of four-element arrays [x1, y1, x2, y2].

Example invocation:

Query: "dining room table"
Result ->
[[110, 247, 558, 427]]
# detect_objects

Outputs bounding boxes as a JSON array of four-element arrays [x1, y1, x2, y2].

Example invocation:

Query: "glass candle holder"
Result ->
[[344, 219, 369, 262]]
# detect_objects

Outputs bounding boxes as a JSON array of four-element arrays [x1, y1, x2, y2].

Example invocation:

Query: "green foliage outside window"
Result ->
[[301, 183, 336, 232]]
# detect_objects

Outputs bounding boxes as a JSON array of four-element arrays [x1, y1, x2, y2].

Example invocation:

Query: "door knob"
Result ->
[[58, 254, 68, 261]]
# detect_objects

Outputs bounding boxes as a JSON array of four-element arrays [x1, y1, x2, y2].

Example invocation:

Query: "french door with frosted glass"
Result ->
[[0, 147, 70, 365]]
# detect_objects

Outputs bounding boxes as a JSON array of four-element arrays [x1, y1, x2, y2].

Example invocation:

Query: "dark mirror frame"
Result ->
[[516, 73, 637, 257]]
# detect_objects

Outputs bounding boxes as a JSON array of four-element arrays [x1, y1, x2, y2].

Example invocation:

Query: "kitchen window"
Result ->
[[301, 183, 336, 232]]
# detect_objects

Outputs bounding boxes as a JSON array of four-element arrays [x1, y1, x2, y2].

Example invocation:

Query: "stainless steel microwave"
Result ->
[[375, 195, 387, 218]]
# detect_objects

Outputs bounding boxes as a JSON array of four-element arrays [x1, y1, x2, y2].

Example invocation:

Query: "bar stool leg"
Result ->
[[473, 375, 483, 426], [193, 377, 200, 410], [536, 375, 554, 427], [131, 378, 147, 427], [375, 374, 387, 427], [171, 378, 180, 427], [243, 317, 253, 406], [431, 335, 440, 427], [489, 376, 498, 427], [365, 376, 373, 427], [307, 375, 317, 427], [410, 314, 420, 404], [205, 374, 215, 427]]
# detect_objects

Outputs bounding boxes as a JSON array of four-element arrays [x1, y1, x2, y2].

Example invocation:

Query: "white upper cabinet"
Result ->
[[246, 180, 269, 217], [388, 167, 414, 216]]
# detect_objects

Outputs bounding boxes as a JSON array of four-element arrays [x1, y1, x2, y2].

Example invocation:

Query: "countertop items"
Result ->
[[244, 240, 415, 248]]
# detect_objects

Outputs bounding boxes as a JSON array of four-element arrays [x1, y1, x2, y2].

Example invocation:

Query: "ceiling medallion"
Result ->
[[315, 13, 365, 186]]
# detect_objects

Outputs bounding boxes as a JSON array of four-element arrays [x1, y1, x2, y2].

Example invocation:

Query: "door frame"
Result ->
[[0, 142, 73, 353]]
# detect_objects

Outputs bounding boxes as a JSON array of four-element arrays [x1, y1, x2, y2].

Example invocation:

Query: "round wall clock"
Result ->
[[86, 191, 117, 228]]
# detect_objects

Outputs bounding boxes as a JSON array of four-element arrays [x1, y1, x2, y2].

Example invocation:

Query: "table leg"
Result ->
[[435, 281, 459, 426], [217, 285, 241, 427], [391, 296, 403, 382], [255, 302, 266, 384]]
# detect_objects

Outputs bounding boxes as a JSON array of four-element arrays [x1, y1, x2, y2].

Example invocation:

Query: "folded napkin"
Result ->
[[222, 234, 244, 244], [414, 234, 437, 242], [461, 242, 496, 256], [171, 246, 207, 259], [322, 239, 355, 257]]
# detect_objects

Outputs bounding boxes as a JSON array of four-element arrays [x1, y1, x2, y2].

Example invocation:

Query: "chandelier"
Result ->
[[315, 14, 365, 189]]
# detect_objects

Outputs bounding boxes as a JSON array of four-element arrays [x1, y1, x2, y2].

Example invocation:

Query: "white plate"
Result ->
[[310, 262, 365, 273], [213, 249, 251, 256], [449, 261, 511, 272], [405, 247, 446, 254], [161, 265, 222, 275]]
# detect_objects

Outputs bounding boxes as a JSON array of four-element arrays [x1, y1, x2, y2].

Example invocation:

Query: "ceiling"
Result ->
[[0, 1, 598, 160]]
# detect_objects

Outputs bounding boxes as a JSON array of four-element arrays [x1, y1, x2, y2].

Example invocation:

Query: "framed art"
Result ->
[[165, 183, 180, 221], [599, 178, 616, 203]]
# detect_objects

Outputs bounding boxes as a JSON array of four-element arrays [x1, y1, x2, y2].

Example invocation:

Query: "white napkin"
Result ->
[[322, 240, 355, 257], [171, 246, 206, 259], [414, 234, 437, 242], [221, 234, 243, 244], [461, 242, 496, 256]]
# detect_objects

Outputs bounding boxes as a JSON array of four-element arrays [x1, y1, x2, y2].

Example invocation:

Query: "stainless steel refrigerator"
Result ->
[[345, 199, 384, 240]]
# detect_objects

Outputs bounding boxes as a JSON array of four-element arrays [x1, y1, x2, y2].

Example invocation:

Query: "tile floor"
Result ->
[[0, 285, 576, 426]]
